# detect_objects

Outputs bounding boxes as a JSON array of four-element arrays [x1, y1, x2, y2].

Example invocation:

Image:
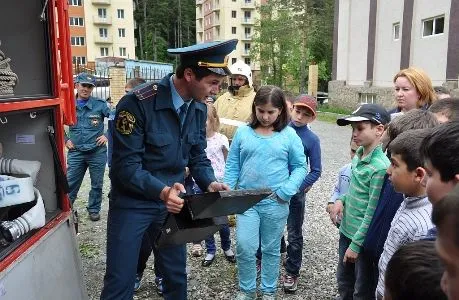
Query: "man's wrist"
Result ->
[[159, 186, 170, 201]]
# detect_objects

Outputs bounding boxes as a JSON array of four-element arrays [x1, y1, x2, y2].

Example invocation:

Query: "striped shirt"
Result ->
[[376, 195, 433, 298], [339, 145, 389, 253]]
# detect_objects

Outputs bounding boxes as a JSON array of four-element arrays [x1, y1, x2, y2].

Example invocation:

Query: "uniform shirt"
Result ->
[[376, 195, 433, 298], [330, 163, 352, 203], [224, 125, 307, 202], [110, 74, 216, 209], [339, 145, 389, 253], [214, 86, 256, 140], [68, 96, 110, 151]]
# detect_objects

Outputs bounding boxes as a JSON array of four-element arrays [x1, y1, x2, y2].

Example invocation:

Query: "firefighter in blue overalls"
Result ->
[[66, 73, 111, 222], [100, 39, 238, 300]]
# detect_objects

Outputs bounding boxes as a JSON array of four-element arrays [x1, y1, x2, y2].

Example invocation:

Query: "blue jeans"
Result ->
[[205, 223, 231, 255], [284, 191, 306, 277], [236, 198, 289, 294], [67, 146, 107, 213], [336, 233, 376, 300], [100, 203, 186, 300]]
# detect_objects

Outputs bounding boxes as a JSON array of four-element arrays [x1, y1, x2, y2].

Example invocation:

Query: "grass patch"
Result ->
[[317, 112, 340, 124], [317, 104, 352, 115], [79, 242, 99, 259]]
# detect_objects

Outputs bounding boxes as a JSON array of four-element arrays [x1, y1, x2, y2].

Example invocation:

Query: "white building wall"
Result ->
[[336, 0, 350, 81], [373, 0, 403, 87], [346, 0, 371, 85], [410, 0, 450, 85]]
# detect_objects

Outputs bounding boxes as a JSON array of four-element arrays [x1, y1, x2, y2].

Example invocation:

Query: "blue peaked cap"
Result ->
[[75, 73, 96, 86], [167, 39, 238, 76]]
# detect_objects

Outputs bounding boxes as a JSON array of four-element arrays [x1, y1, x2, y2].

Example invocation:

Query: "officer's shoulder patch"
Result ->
[[133, 82, 158, 101], [116, 110, 136, 135]]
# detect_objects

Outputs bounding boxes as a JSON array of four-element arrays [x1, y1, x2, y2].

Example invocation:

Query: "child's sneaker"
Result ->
[[283, 273, 299, 293], [134, 273, 143, 292], [234, 291, 256, 300], [154, 276, 163, 295], [191, 243, 203, 257]]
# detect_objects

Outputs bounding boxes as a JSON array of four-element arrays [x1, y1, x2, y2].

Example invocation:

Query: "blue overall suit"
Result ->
[[66, 96, 111, 214], [100, 75, 216, 300]]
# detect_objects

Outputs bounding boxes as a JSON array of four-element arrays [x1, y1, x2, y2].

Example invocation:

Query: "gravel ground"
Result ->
[[74, 120, 352, 299]]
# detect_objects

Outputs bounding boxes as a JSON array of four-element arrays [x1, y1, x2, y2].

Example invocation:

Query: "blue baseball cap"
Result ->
[[337, 104, 390, 126], [167, 39, 238, 76], [75, 73, 96, 86]]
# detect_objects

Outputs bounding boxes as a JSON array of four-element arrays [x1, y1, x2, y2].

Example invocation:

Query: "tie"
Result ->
[[178, 103, 187, 126]]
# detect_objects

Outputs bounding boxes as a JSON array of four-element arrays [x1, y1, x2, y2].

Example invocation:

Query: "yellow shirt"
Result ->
[[214, 86, 255, 140]]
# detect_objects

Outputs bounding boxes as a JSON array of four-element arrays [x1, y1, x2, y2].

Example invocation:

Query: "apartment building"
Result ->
[[69, 0, 88, 65], [329, 0, 459, 109], [68, 0, 136, 65], [196, 0, 263, 71]]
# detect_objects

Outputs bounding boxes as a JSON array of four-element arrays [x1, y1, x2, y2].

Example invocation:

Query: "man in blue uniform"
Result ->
[[100, 39, 238, 300], [66, 73, 111, 222]]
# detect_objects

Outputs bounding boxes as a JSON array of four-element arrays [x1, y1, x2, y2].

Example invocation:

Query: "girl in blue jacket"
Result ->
[[224, 85, 307, 300]]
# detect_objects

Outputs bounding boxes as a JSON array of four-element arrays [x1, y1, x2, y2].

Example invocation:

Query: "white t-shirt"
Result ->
[[206, 132, 229, 182]]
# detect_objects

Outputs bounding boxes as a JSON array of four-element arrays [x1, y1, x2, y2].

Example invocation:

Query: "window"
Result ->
[[69, 0, 82, 6], [244, 11, 251, 19], [245, 27, 251, 38], [422, 16, 445, 37], [232, 27, 236, 34], [98, 8, 107, 18], [118, 28, 126, 37], [232, 11, 236, 18], [232, 58, 237, 64], [119, 47, 127, 56], [117, 9, 125, 19], [99, 28, 108, 37], [359, 93, 376, 104], [393, 23, 400, 40], [244, 43, 251, 54], [100, 47, 109, 56], [71, 36, 85, 46], [72, 56, 86, 65], [245, 58, 251, 65], [69, 17, 84, 26]]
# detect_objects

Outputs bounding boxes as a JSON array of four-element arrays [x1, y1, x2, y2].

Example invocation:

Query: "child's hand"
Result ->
[[343, 247, 358, 264], [326, 203, 334, 214], [331, 200, 344, 226]]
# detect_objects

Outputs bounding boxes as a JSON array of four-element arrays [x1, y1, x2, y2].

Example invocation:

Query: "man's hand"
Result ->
[[160, 183, 186, 213], [207, 181, 230, 192], [304, 186, 312, 193], [343, 247, 358, 264], [96, 135, 108, 146], [331, 200, 344, 226], [65, 140, 75, 150]]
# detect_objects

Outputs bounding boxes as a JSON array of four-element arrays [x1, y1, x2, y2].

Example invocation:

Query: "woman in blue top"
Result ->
[[224, 86, 307, 300]]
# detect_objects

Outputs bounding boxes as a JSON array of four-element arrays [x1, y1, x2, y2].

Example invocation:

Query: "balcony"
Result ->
[[241, 17, 254, 25], [213, 2, 220, 11], [213, 18, 220, 26], [241, 1, 256, 9], [92, 0, 111, 4], [94, 34, 113, 44], [196, 0, 203, 5], [242, 49, 250, 56], [241, 34, 252, 41], [93, 16, 112, 25]]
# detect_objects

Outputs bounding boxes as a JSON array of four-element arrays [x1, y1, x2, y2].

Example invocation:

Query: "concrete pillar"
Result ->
[[109, 66, 126, 106]]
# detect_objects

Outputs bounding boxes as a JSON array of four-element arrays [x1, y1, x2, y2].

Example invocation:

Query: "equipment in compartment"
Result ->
[[0, 151, 45, 243], [0, 41, 18, 96]]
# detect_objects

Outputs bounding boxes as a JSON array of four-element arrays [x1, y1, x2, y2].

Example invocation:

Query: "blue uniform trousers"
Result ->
[[100, 203, 187, 300], [67, 146, 107, 213]]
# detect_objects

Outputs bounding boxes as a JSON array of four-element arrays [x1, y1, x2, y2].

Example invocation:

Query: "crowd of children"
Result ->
[[124, 65, 459, 300]]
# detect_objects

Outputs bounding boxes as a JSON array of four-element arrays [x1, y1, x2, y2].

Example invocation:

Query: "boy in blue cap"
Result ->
[[100, 39, 237, 300], [66, 72, 111, 222]]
